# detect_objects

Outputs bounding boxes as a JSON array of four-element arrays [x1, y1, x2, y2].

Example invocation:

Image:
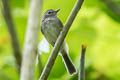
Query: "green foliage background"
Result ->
[[0, 0, 120, 80]]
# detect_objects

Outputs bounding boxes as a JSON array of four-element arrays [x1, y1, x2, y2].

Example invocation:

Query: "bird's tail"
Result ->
[[60, 42, 76, 75], [61, 52, 76, 75]]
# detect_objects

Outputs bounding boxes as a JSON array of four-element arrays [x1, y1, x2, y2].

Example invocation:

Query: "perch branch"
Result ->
[[79, 44, 86, 80], [2, 0, 22, 71], [39, 0, 84, 80], [20, 0, 42, 80]]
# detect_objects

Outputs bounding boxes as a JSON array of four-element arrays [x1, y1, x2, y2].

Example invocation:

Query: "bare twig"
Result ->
[[20, 0, 43, 80], [39, 0, 84, 80], [79, 44, 86, 80], [2, 0, 22, 71]]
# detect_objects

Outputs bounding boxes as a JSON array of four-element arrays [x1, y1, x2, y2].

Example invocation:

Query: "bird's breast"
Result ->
[[42, 18, 61, 45]]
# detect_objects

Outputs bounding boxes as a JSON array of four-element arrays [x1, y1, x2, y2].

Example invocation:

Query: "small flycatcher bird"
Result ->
[[41, 9, 76, 75]]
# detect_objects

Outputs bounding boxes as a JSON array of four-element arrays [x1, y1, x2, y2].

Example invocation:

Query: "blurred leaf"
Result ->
[[38, 38, 50, 54], [98, 0, 120, 22]]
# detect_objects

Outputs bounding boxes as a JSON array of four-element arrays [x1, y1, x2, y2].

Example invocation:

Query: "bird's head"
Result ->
[[43, 9, 60, 19]]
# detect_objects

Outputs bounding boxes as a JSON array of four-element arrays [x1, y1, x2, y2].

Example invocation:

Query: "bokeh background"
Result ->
[[0, 0, 120, 80]]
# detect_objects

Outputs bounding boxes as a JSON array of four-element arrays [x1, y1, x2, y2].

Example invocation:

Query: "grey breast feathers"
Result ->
[[41, 17, 63, 46]]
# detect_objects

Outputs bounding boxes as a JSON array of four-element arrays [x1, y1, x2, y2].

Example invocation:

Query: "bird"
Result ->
[[41, 9, 76, 75]]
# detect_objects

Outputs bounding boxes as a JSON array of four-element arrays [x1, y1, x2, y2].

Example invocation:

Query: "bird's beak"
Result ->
[[55, 8, 60, 13]]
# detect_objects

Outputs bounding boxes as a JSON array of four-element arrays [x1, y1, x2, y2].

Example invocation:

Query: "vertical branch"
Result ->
[[2, 0, 22, 71], [39, 0, 84, 80], [38, 54, 43, 78], [79, 44, 86, 80], [20, 0, 43, 80]]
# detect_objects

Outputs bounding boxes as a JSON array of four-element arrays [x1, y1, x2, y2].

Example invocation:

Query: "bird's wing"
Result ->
[[41, 26, 44, 35], [41, 21, 45, 35]]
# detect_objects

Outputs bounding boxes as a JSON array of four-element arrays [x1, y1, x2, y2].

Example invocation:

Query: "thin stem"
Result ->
[[2, 0, 22, 71], [39, 0, 84, 80], [38, 53, 43, 78], [79, 44, 86, 80]]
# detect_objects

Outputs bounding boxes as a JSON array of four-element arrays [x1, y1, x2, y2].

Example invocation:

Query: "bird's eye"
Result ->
[[48, 11, 52, 14]]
